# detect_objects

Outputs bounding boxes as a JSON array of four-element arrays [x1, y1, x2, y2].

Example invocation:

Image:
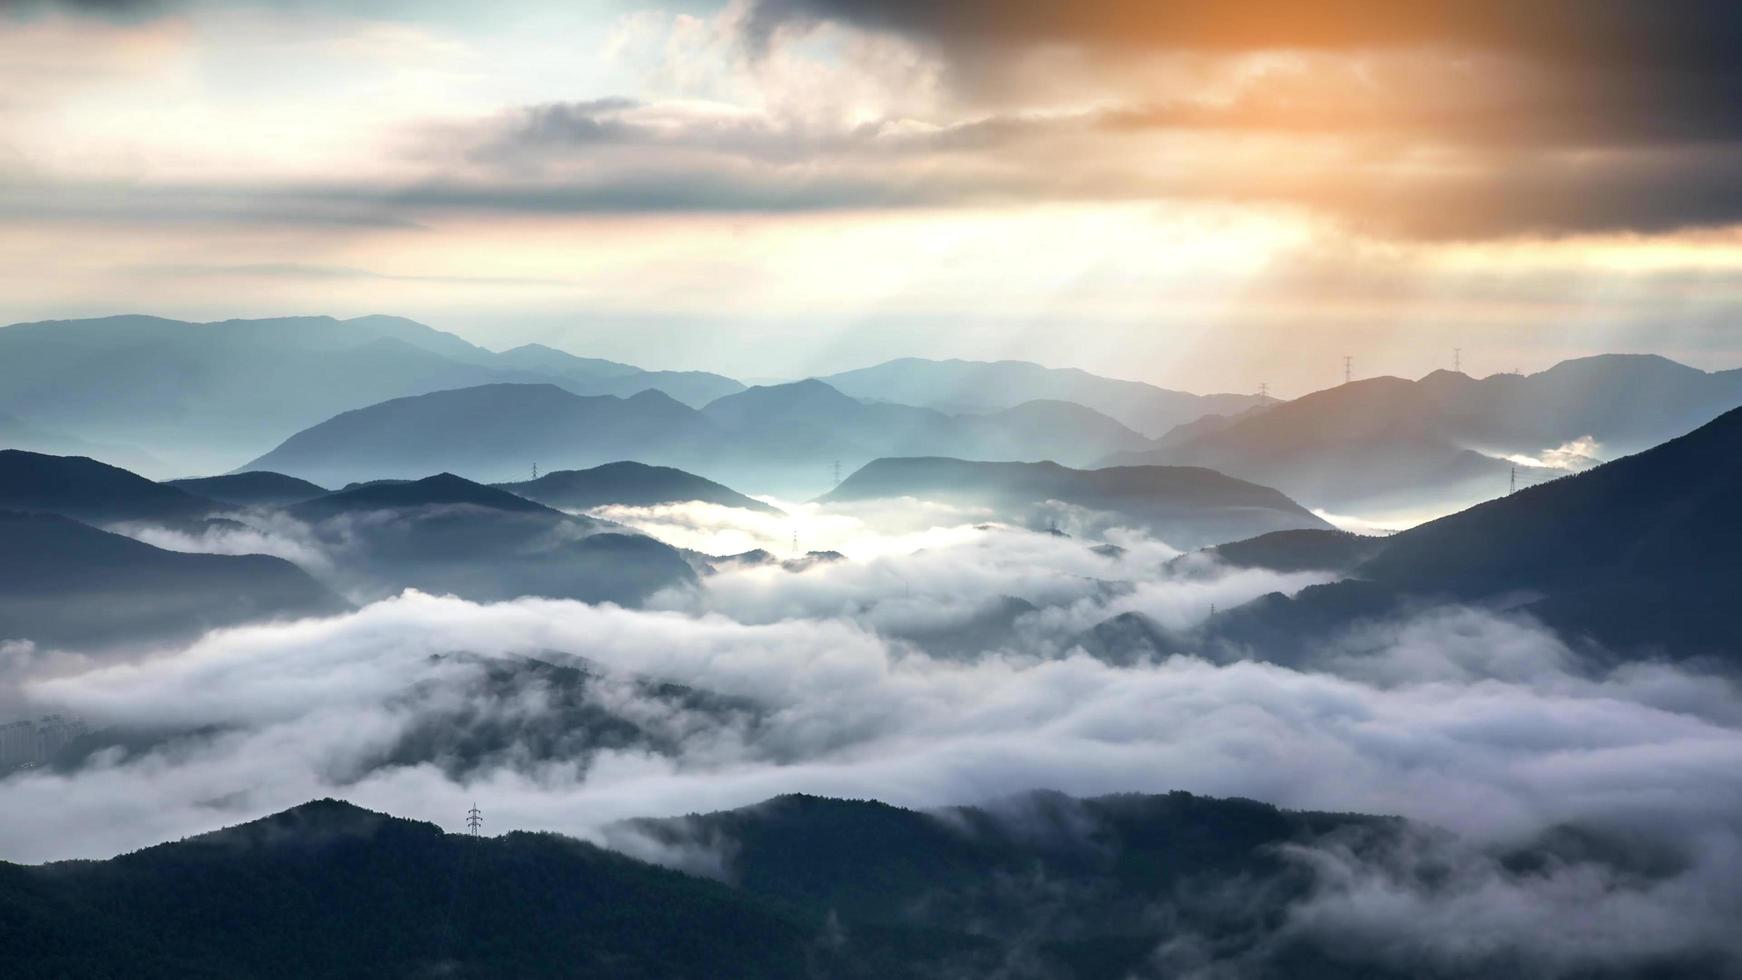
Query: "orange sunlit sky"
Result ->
[[3, 0, 1740, 394]]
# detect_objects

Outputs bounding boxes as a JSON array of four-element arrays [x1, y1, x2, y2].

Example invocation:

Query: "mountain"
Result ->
[[5, 791, 1709, 979], [284, 473, 697, 605], [1102, 355, 1742, 516], [0, 799, 826, 980], [0, 449, 218, 524], [1145, 405, 1742, 664], [245, 379, 1153, 496], [164, 472, 329, 508], [496, 461, 780, 514], [819, 357, 1269, 437], [1182, 529, 1386, 575], [821, 457, 1333, 549], [1350, 402, 1742, 657], [0, 314, 743, 476], [0, 510, 344, 649], [492, 342, 744, 404], [248, 384, 721, 489]]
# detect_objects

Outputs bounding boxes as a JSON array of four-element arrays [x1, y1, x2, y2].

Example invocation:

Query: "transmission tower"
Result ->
[[1258, 382, 1269, 400], [1453, 348, 1462, 374], [531, 462, 538, 480], [832, 459, 841, 486], [1510, 466, 1517, 495], [1343, 356, 1352, 385], [466, 803, 482, 837]]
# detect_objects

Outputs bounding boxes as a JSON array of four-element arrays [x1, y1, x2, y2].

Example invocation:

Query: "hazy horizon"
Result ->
[[6, 4, 1742, 977], [3, 0, 1740, 394]]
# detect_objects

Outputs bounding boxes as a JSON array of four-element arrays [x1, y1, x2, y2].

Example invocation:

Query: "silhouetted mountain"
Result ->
[[164, 472, 328, 508], [822, 457, 1332, 549], [290, 471, 554, 521], [1103, 376, 1509, 514], [1167, 406, 1742, 663], [249, 384, 721, 488], [0, 510, 344, 649], [0, 449, 218, 524], [286, 473, 697, 605], [497, 461, 779, 514], [1352, 403, 1742, 657], [5, 790, 1717, 979], [1185, 529, 1386, 575], [819, 358, 1269, 437], [246, 379, 1154, 496], [0, 314, 743, 475], [1103, 355, 1742, 515], [492, 342, 744, 404], [0, 799, 827, 980]]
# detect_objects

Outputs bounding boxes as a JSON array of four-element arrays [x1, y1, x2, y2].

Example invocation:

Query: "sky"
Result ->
[[2, 0, 1740, 393]]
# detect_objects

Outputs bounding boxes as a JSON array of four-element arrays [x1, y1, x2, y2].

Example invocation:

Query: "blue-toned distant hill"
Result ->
[[0, 314, 744, 476], [286, 472, 697, 606], [0, 510, 344, 649], [497, 461, 780, 515], [822, 457, 1331, 549], [164, 472, 329, 508], [818, 357, 1270, 438], [1102, 355, 1742, 514], [244, 379, 1155, 496], [0, 449, 219, 524], [1101, 404, 1742, 663]]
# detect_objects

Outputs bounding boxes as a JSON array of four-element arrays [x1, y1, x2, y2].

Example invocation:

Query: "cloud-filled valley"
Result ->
[[6, 488, 1742, 974]]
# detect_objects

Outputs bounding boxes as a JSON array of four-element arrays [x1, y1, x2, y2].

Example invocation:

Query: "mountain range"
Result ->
[[1104, 355, 1742, 515], [822, 457, 1331, 549], [818, 357, 1270, 437], [496, 461, 781, 514], [3, 789, 1713, 979], [284, 473, 697, 606], [0, 315, 743, 476], [0, 452, 705, 650], [1100, 403, 1742, 663], [244, 379, 1156, 495], [0, 510, 343, 649]]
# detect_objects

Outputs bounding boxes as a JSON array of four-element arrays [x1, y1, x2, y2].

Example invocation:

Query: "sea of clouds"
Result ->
[[5, 497, 1742, 973]]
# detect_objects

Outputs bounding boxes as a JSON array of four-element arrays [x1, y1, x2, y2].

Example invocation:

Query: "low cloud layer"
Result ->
[[3, 500, 1741, 972]]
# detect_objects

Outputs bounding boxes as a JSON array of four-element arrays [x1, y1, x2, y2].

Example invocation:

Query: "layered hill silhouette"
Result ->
[[1106, 405, 1742, 663], [497, 461, 779, 514], [4, 790, 1711, 979], [1103, 355, 1742, 515], [818, 357, 1269, 437], [247, 384, 720, 490], [286, 473, 697, 605], [245, 379, 1155, 495], [164, 472, 328, 508], [0, 449, 219, 524], [0, 314, 743, 475], [822, 457, 1332, 549], [0, 510, 344, 649]]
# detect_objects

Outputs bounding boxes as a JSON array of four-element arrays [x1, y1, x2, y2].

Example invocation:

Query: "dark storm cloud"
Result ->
[[731, 0, 1742, 237], [743, 0, 1742, 72]]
